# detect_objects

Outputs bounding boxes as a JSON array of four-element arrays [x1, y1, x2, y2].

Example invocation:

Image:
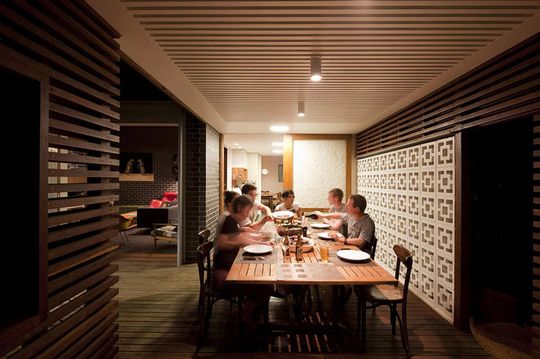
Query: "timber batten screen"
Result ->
[[356, 34, 540, 158], [0, 1, 120, 357]]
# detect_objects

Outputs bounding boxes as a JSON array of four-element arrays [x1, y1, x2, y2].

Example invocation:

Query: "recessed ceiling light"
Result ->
[[238, 146, 242, 149], [310, 56, 322, 82], [234, 143, 239, 146], [297, 101, 305, 117], [270, 125, 289, 133], [272, 149, 284, 154], [272, 142, 284, 147]]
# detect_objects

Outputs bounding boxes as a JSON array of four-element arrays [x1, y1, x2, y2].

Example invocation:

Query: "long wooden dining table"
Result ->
[[226, 222, 396, 286], [225, 221, 397, 350]]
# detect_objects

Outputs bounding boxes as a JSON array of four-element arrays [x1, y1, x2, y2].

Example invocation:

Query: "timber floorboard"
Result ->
[[114, 257, 490, 358]]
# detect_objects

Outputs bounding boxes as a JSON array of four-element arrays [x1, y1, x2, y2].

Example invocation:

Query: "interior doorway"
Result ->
[[461, 117, 533, 354], [117, 61, 184, 265]]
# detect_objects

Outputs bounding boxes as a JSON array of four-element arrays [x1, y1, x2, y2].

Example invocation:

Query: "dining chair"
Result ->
[[368, 236, 378, 259], [197, 228, 213, 311], [198, 228, 211, 245], [355, 244, 413, 358], [326, 236, 379, 312], [196, 241, 242, 338], [365, 236, 381, 312]]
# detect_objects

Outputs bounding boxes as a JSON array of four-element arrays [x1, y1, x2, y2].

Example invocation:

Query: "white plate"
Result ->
[[336, 250, 371, 262], [317, 232, 334, 240], [311, 223, 331, 229], [244, 244, 273, 255], [273, 210, 294, 219]]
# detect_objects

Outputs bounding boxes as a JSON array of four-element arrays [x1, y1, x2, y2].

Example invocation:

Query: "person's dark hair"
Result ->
[[282, 190, 295, 198], [232, 195, 254, 214], [241, 184, 257, 195], [349, 194, 367, 213], [329, 188, 344, 202], [224, 190, 239, 207]]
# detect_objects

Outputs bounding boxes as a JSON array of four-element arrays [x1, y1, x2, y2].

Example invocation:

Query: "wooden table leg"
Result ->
[[360, 298, 367, 352]]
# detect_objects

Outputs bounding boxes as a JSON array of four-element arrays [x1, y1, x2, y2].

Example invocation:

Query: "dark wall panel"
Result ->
[[0, 0, 120, 357]]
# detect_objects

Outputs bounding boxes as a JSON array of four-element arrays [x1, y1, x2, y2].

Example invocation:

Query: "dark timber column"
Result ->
[[533, 114, 540, 358]]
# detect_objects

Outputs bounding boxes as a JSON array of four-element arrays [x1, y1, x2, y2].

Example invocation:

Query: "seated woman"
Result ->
[[213, 195, 273, 329], [215, 190, 239, 236], [274, 190, 303, 217], [219, 190, 271, 234]]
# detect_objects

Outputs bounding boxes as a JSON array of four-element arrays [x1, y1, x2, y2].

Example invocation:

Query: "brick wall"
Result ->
[[183, 115, 221, 262], [119, 126, 178, 205], [185, 115, 207, 261], [206, 126, 221, 242]]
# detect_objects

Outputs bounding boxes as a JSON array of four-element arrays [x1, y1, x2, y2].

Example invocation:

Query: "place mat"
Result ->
[[237, 246, 278, 264], [277, 262, 345, 282]]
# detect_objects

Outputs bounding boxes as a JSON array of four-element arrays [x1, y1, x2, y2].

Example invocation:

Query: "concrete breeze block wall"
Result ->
[[120, 126, 178, 205]]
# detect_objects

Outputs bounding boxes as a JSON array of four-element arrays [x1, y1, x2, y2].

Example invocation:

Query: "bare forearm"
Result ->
[[248, 220, 265, 231], [330, 220, 342, 231], [217, 233, 253, 251], [318, 212, 342, 220], [258, 204, 272, 215], [345, 237, 367, 248]]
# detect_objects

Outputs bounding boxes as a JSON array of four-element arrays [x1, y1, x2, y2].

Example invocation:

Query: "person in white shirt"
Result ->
[[240, 184, 274, 228], [274, 190, 302, 217]]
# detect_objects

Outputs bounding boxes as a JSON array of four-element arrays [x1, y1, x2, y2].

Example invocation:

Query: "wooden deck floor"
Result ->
[[114, 257, 490, 359]]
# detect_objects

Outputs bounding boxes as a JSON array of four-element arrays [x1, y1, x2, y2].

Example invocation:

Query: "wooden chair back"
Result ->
[[198, 228, 211, 245], [369, 236, 378, 260], [196, 241, 214, 292], [392, 244, 413, 301]]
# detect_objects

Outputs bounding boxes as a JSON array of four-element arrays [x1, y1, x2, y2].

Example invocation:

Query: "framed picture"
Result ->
[[120, 152, 155, 181], [278, 164, 283, 182]]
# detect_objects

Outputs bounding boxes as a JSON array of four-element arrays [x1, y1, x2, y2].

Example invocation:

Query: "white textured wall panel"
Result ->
[[357, 137, 455, 323], [293, 140, 346, 208]]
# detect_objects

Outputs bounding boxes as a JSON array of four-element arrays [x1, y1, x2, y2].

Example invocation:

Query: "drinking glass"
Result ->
[[320, 246, 330, 263]]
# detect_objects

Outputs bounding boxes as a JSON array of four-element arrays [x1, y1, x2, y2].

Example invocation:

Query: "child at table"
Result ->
[[213, 195, 273, 330], [274, 190, 303, 217]]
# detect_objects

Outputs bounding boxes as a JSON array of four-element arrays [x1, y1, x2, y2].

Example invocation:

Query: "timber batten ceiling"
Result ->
[[120, 0, 540, 128]]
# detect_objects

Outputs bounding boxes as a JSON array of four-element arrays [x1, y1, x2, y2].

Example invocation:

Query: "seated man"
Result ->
[[274, 190, 303, 217], [314, 194, 375, 253], [241, 184, 274, 227]]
